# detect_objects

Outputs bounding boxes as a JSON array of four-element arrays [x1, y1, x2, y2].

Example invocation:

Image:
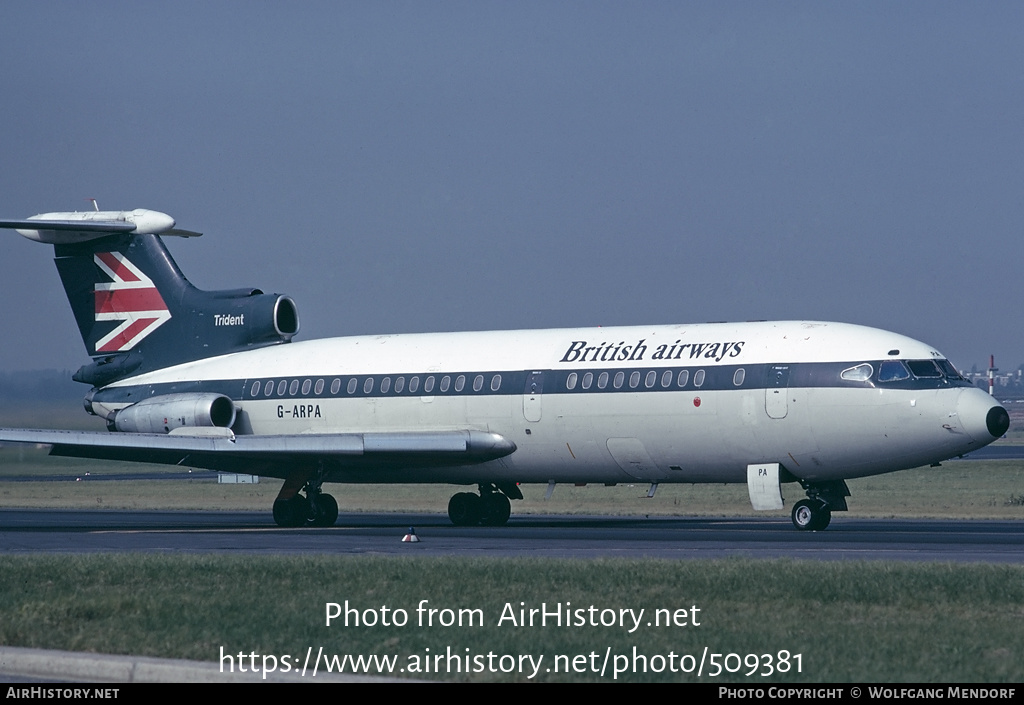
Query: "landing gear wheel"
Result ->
[[448, 492, 482, 526], [312, 493, 339, 527], [273, 496, 307, 527], [480, 493, 511, 526], [792, 500, 815, 530], [791, 499, 831, 531], [814, 507, 832, 530], [272, 499, 292, 527]]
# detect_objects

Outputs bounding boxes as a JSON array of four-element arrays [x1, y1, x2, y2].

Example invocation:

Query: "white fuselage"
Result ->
[[91, 320, 999, 487]]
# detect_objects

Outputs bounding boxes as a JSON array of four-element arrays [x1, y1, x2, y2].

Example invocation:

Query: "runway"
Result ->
[[2, 508, 1022, 563]]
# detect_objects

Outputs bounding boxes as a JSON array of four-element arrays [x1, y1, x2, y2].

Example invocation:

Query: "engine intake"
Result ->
[[247, 294, 299, 343]]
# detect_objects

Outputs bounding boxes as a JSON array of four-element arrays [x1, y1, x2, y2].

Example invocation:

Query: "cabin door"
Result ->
[[523, 370, 544, 422], [765, 365, 790, 419]]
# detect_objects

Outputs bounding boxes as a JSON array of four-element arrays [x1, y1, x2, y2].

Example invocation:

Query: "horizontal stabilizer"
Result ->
[[0, 209, 179, 244], [0, 219, 136, 233]]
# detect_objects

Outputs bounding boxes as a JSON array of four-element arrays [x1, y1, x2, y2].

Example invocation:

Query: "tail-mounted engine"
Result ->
[[108, 393, 237, 434], [206, 289, 300, 346]]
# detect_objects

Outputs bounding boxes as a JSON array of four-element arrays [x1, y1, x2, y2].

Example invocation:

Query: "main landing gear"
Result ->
[[272, 468, 339, 527], [273, 491, 338, 527], [447, 483, 521, 527], [790, 479, 850, 531]]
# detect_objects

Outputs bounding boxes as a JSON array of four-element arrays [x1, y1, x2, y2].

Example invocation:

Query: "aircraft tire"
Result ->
[[448, 492, 482, 526], [813, 507, 832, 531], [479, 493, 511, 526], [792, 500, 814, 530], [273, 497, 305, 528], [312, 493, 339, 527], [791, 499, 830, 531]]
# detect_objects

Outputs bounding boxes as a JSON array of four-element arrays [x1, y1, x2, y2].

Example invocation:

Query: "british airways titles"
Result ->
[[560, 339, 746, 364]]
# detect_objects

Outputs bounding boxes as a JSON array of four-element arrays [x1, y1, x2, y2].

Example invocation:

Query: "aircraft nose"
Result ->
[[957, 389, 1009, 443]]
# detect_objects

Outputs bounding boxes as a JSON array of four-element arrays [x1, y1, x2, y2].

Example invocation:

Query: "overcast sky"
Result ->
[[1, 2, 1021, 376]]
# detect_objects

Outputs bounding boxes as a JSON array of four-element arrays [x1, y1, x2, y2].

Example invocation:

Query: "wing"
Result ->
[[0, 428, 516, 480]]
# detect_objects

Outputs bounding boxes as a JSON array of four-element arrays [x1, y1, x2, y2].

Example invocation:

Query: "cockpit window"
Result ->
[[877, 360, 911, 382], [907, 360, 942, 378], [937, 359, 964, 380], [841, 363, 873, 382]]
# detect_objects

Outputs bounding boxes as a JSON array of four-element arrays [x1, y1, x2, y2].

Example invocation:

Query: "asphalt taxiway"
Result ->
[[1, 509, 1021, 563]]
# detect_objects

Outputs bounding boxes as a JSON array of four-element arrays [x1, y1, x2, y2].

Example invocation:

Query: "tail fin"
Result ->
[[54, 232, 299, 386]]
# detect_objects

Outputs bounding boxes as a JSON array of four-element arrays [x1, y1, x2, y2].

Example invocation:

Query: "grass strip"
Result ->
[[0, 555, 1021, 682]]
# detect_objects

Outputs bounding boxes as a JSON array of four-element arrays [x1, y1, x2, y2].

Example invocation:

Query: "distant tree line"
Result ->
[[0, 370, 83, 402]]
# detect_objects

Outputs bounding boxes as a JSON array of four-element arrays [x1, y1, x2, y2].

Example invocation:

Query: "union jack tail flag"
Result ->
[[92, 251, 172, 353]]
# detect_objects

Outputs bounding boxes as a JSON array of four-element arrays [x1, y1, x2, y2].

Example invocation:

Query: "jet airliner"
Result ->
[[0, 208, 1010, 530]]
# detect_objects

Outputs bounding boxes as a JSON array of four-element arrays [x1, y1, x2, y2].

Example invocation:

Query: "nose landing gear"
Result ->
[[791, 498, 831, 531], [790, 479, 849, 531]]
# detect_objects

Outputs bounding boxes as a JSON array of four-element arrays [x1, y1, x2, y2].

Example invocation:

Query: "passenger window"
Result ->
[[490, 374, 501, 391], [409, 376, 420, 393], [277, 380, 288, 396], [315, 379, 325, 395], [597, 372, 609, 389], [645, 371, 657, 388], [566, 372, 578, 390], [473, 375, 484, 392], [331, 379, 341, 395], [394, 377, 405, 393], [733, 368, 745, 386], [677, 370, 689, 387], [440, 376, 451, 392], [424, 376, 435, 393], [629, 371, 640, 388], [265, 380, 275, 397], [347, 378, 358, 394], [661, 370, 672, 388], [380, 377, 391, 393], [301, 379, 312, 395], [878, 360, 911, 382], [363, 377, 374, 394], [250, 381, 261, 397], [841, 363, 873, 382], [693, 370, 705, 387], [289, 380, 299, 395], [613, 371, 625, 389], [455, 375, 465, 392]]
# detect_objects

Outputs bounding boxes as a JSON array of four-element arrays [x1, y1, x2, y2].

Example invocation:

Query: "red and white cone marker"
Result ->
[[402, 527, 420, 543]]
